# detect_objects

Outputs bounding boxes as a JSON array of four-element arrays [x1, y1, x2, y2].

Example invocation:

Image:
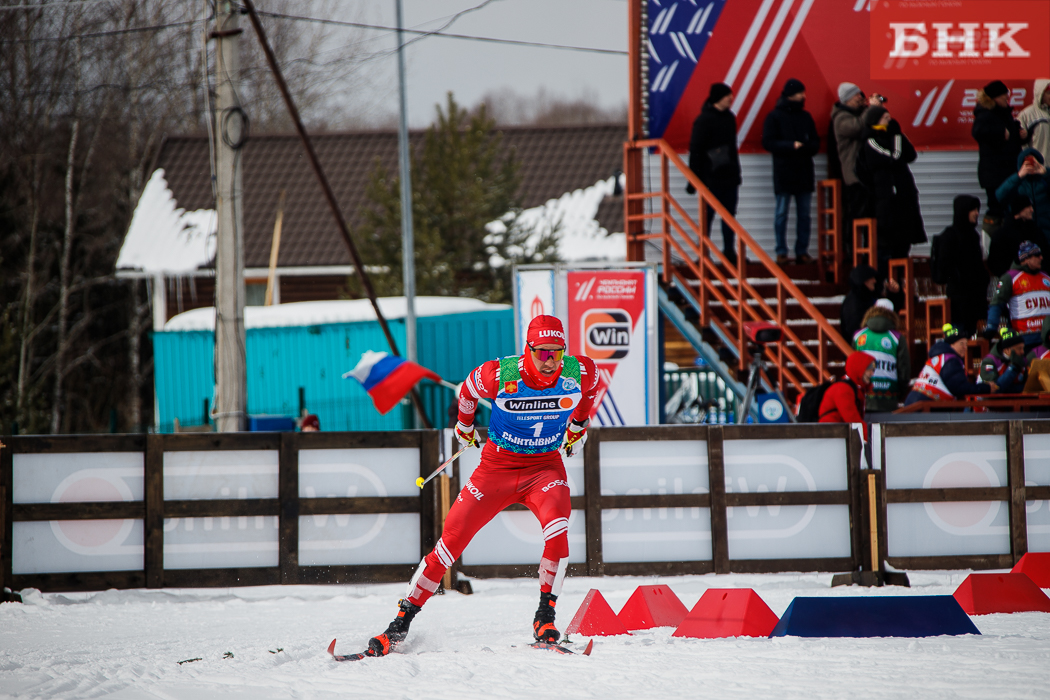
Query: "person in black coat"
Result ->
[[937, 195, 989, 338], [855, 106, 926, 274], [761, 78, 820, 265], [688, 83, 742, 265], [972, 80, 1027, 229], [840, 264, 902, 341], [988, 195, 1050, 278]]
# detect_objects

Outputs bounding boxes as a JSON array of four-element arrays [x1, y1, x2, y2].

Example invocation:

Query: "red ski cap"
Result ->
[[527, 315, 566, 348]]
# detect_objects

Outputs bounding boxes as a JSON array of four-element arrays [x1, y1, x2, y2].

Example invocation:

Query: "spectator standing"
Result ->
[[904, 324, 996, 405], [996, 148, 1050, 238], [839, 264, 901, 342], [688, 83, 742, 265], [987, 241, 1050, 350], [855, 106, 926, 271], [818, 351, 875, 431], [972, 80, 1027, 232], [852, 300, 910, 412], [762, 78, 820, 265], [988, 195, 1048, 278], [1017, 79, 1050, 169], [980, 328, 1028, 394], [830, 83, 880, 258], [937, 194, 989, 337]]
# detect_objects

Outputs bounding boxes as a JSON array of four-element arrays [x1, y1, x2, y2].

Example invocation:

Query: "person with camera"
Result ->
[[688, 82, 741, 266], [905, 324, 997, 405], [996, 148, 1050, 239], [829, 85, 883, 258]]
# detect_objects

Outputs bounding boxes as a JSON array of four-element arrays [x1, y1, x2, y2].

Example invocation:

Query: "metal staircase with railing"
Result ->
[[624, 138, 854, 406]]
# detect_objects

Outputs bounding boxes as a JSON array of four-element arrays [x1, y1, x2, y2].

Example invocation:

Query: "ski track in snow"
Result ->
[[2, 571, 1049, 700]]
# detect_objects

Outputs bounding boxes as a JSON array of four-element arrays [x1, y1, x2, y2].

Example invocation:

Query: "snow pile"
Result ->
[[487, 176, 626, 267], [116, 169, 217, 274], [162, 296, 510, 331], [2, 570, 1049, 699]]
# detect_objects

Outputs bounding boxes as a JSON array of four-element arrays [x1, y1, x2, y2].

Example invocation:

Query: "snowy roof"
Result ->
[[132, 126, 626, 271], [161, 296, 510, 331], [116, 169, 217, 274], [507, 175, 626, 264]]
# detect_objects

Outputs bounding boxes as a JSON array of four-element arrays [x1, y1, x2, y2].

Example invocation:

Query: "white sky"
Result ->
[[342, 0, 629, 127]]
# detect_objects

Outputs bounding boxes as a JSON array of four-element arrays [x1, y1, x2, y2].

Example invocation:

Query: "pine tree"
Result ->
[[351, 93, 558, 304]]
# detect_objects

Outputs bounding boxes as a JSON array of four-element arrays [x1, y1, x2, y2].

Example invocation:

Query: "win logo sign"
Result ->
[[582, 309, 631, 360]]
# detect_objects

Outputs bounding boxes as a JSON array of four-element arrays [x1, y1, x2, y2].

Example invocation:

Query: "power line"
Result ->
[[0, 0, 114, 11], [254, 10, 627, 56]]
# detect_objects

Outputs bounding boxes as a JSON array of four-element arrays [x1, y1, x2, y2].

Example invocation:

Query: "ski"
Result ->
[[528, 639, 593, 656], [327, 638, 369, 662]]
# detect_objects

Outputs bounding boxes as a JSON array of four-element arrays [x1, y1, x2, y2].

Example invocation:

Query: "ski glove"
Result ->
[[561, 419, 589, 457], [455, 422, 479, 448]]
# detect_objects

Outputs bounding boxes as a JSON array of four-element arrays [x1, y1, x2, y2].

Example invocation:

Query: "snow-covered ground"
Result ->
[[3, 570, 1049, 700]]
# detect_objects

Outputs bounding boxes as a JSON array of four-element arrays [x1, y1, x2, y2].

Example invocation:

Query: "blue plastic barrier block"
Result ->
[[248, 415, 297, 432], [769, 596, 981, 638]]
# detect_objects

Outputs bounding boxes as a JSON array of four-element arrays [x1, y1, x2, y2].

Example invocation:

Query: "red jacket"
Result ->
[[819, 352, 875, 431]]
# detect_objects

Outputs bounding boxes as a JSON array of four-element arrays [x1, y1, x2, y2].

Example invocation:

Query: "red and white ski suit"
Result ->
[[405, 352, 599, 607]]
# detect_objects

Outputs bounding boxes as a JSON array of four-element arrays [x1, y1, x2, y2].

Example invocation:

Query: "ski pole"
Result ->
[[415, 443, 474, 489]]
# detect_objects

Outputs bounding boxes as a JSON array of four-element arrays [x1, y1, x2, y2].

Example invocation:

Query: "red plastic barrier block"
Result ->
[[565, 589, 631, 637], [672, 588, 779, 639], [1012, 552, 1050, 589], [617, 585, 689, 630], [953, 573, 1050, 615]]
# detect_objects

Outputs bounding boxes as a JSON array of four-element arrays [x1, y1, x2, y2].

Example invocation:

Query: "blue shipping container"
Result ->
[[153, 309, 514, 433]]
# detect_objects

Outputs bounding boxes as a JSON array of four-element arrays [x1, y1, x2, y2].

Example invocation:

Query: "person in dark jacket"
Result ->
[[937, 194, 989, 337], [761, 78, 820, 266], [688, 82, 742, 265], [852, 300, 910, 412], [829, 84, 880, 259], [988, 195, 1048, 278], [839, 264, 901, 342], [972, 80, 1027, 231], [996, 148, 1050, 238], [818, 351, 874, 431], [905, 324, 996, 404], [979, 327, 1028, 394], [855, 106, 926, 273]]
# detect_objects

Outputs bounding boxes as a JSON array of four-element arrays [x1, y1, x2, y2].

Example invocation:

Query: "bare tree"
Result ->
[[475, 86, 627, 127]]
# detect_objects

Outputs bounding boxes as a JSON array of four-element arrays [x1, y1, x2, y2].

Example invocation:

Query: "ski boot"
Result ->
[[532, 591, 561, 643], [367, 599, 421, 656]]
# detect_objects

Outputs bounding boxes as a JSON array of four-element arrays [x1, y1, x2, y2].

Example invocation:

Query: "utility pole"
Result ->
[[395, 0, 419, 426], [212, 1, 247, 432]]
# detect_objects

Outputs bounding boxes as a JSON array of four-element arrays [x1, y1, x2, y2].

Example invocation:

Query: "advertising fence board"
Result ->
[[2, 421, 1047, 594]]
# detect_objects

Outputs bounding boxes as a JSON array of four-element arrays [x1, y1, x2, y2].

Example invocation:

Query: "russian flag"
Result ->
[[343, 351, 442, 415]]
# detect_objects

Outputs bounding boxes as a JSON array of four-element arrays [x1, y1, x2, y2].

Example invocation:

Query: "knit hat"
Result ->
[[527, 314, 566, 347], [942, 323, 963, 344], [708, 82, 733, 104], [1019, 240, 1042, 261], [875, 298, 895, 311], [781, 78, 805, 97], [983, 80, 1009, 99], [838, 82, 862, 103], [997, 327, 1024, 351], [301, 414, 319, 430], [864, 105, 889, 127]]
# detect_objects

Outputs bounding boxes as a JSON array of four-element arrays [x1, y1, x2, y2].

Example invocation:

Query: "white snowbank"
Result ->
[[487, 176, 626, 266], [117, 169, 217, 274], [2, 570, 1049, 700], [162, 296, 510, 331]]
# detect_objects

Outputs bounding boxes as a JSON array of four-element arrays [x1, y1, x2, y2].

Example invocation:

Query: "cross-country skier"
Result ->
[[360, 315, 600, 657]]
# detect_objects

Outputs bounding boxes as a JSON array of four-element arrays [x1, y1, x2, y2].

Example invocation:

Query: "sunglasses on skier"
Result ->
[[529, 345, 564, 363]]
